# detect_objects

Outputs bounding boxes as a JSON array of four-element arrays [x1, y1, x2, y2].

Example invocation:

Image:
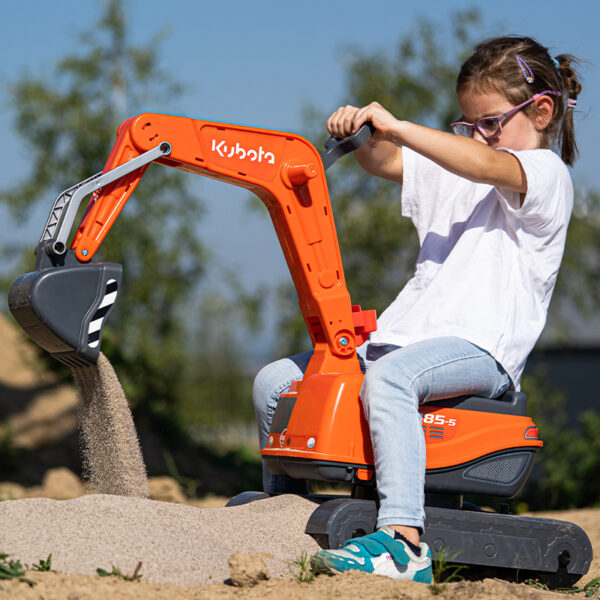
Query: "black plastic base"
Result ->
[[304, 496, 593, 588], [265, 446, 537, 498], [227, 491, 593, 587]]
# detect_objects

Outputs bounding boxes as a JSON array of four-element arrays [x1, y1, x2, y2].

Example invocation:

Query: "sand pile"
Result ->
[[72, 353, 148, 498], [3, 345, 327, 589], [0, 493, 321, 586]]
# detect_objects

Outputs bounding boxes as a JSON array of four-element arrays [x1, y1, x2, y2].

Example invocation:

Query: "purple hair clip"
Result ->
[[516, 54, 535, 84], [567, 98, 577, 109]]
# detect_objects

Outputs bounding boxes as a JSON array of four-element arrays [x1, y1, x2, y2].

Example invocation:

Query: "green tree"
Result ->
[[518, 369, 600, 510], [0, 0, 256, 431], [546, 188, 600, 342]]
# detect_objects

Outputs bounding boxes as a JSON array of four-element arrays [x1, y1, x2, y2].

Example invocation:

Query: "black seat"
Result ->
[[426, 391, 527, 416]]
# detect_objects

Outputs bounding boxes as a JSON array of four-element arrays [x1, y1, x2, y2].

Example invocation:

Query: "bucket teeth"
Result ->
[[8, 262, 123, 366]]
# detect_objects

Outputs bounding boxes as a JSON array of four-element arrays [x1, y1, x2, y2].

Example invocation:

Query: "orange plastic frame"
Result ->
[[72, 113, 375, 378], [71, 113, 542, 473]]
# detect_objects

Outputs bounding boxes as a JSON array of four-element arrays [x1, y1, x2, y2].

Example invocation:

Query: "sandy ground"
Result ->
[[0, 490, 598, 599], [0, 494, 321, 586], [0, 570, 587, 600]]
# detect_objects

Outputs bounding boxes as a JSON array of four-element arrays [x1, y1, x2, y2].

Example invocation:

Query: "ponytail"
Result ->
[[555, 54, 582, 166]]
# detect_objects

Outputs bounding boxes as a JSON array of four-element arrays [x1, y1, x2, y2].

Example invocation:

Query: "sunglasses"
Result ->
[[451, 90, 561, 139]]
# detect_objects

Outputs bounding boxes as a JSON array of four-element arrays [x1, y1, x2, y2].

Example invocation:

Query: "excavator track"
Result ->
[[305, 497, 592, 588]]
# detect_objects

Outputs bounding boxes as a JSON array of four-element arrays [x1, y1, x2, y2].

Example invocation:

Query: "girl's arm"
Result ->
[[390, 120, 527, 194], [354, 139, 404, 184], [328, 103, 527, 194]]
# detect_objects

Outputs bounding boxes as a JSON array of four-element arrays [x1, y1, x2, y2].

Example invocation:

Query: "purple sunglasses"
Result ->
[[451, 90, 561, 139]]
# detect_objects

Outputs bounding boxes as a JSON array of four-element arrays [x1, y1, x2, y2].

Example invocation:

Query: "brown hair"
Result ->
[[456, 36, 582, 165]]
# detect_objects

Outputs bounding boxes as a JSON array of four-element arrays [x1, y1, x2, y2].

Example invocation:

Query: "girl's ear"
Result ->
[[533, 95, 554, 131]]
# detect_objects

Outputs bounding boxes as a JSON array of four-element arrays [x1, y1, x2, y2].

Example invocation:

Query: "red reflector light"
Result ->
[[524, 426, 539, 439]]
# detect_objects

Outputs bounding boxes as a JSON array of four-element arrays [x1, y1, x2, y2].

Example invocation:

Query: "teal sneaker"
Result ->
[[310, 526, 432, 582]]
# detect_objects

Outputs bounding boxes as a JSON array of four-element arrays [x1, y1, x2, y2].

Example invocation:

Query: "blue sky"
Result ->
[[1, 1, 598, 345]]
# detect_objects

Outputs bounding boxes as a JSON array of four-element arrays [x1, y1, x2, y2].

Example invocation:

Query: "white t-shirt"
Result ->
[[369, 146, 573, 388]]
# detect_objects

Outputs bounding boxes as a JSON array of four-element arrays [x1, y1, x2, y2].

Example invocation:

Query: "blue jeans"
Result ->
[[252, 336, 510, 530]]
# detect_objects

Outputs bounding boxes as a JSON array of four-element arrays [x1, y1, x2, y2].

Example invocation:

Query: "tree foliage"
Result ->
[[0, 0, 256, 429], [518, 369, 600, 510], [547, 188, 600, 341]]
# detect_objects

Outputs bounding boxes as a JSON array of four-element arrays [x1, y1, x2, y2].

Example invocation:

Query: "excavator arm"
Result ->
[[9, 113, 376, 374]]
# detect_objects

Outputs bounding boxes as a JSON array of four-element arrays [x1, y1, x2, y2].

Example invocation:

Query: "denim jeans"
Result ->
[[252, 336, 510, 530]]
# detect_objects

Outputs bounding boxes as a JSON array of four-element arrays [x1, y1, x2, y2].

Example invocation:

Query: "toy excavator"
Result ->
[[8, 113, 592, 587]]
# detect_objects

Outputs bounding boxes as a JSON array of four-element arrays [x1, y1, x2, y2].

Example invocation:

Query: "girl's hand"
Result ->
[[327, 102, 400, 141], [326, 102, 404, 183], [325, 101, 528, 194]]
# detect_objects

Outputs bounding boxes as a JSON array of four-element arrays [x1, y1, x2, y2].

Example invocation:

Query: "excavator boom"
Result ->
[[9, 113, 376, 373]]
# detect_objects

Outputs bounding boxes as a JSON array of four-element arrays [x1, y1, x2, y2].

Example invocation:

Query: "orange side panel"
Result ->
[[421, 406, 542, 469], [261, 373, 371, 464], [263, 381, 543, 470]]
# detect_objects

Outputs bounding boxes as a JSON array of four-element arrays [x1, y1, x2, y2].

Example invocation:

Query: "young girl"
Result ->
[[253, 36, 582, 582]]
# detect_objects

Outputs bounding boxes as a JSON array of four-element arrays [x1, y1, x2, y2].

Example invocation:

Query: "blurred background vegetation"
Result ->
[[1, 0, 599, 509]]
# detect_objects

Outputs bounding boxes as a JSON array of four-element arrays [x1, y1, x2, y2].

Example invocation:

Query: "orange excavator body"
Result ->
[[14, 112, 542, 478]]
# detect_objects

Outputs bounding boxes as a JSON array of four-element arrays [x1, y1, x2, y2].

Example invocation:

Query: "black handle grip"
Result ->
[[320, 122, 376, 171]]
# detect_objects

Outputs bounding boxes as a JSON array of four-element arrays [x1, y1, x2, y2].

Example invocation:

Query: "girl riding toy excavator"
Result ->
[[9, 35, 590, 587]]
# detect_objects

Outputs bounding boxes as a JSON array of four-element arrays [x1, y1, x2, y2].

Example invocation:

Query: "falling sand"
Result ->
[[72, 352, 148, 498]]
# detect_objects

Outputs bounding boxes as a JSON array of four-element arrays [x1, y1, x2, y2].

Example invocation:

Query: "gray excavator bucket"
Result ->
[[8, 254, 122, 367], [6, 143, 172, 367]]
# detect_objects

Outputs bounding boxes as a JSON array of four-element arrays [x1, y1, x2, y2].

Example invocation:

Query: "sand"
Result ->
[[72, 354, 148, 498], [0, 570, 578, 599], [0, 493, 321, 585], [2, 496, 599, 599]]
